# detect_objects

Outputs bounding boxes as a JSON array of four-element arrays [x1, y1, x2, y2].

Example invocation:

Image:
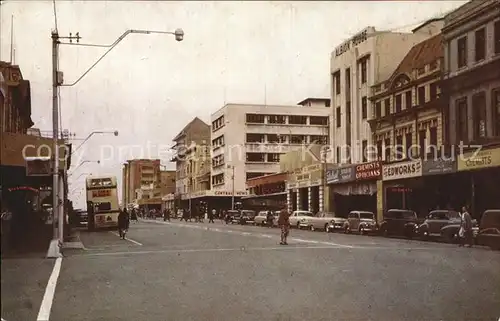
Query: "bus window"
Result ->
[[102, 179, 112, 186], [96, 202, 111, 211]]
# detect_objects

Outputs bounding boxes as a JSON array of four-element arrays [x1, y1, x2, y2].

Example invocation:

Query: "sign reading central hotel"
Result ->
[[382, 159, 422, 181]]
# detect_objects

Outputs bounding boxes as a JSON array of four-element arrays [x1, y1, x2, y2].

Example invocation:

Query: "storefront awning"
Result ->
[[241, 191, 287, 199]]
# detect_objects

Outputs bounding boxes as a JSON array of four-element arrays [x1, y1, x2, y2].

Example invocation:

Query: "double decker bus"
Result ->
[[86, 175, 120, 230]]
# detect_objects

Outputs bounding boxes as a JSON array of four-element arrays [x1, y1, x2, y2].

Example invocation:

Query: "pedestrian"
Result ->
[[118, 208, 130, 240], [166, 209, 171, 222], [459, 206, 474, 247], [209, 208, 216, 223], [277, 206, 291, 245], [130, 209, 138, 223]]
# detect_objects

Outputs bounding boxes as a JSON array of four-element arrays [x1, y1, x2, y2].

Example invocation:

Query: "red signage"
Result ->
[[92, 189, 111, 198], [355, 161, 382, 180], [390, 187, 413, 193], [7, 186, 39, 192]]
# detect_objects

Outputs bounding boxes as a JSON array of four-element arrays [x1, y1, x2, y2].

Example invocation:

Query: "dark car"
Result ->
[[379, 209, 420, 239], [239, 210, 256, 225], [476, 209, 500, 250], [228, 210, 241, 224], [419, 210, 461, 240]]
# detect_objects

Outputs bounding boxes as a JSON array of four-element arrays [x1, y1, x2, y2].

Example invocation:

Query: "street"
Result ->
[[2, 220, 499, 321]]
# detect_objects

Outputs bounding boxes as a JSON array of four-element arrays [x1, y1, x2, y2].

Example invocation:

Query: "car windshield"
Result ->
[[360, 213, 374, 219], [401, 211, 417, 219], [297, 211, 313, 217], [322, 212, 335, 217]]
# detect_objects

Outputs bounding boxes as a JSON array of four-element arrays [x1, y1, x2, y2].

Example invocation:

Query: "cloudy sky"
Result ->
[[0, 0, 466, 207]]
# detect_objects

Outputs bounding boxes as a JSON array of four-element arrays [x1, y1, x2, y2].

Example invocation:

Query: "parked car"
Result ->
[[254, 211, 268, 226], [418, 210, 461, 240], [228, 210, 241, 224], [325, 216, 348, 233], [379, 209, 420, 239], [475, 209, 500, 250], [301, 212, 346, 232], [289, 210, 314, 229], [440, 217, 479, 244], [343, 211, 377, 235], [239, 210, 256, 225]]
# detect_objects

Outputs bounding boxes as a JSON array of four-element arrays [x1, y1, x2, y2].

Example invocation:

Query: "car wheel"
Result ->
[[359, 226, 365, 235], [296, 222, 301, 229], [310, 225, 315, 232], [325, 224, 330, 233], [344, 226, 350, 234]]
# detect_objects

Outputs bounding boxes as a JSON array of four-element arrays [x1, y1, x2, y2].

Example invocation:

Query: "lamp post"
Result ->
[[71, 130, 119, 156], [48, 27, 183, 258], [227, 165, 235, 210], [68, 160, 100, 177]]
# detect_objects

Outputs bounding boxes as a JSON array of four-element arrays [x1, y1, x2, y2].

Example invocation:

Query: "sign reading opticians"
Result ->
[[355, 161, 382, 180], [382, 159, 422, 181], [335, 27, 371, 57]]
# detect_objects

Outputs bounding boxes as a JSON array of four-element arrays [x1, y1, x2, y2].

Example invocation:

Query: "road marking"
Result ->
[[109, 231, 143, 246], [36, 257, 62, 321]]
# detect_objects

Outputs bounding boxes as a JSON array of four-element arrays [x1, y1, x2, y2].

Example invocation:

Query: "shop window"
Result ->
[[246, 133, 265, 143], [333, 71, 341, 95], [493, 89, 500, 136], [457, 36, 467, 68], [475, 28, 486, 62], [267, 153, 281, 163], [268, 115, 286, 124], [430, 83, 438, 100], [456, 98, 468, 143], [289, 115, 307, 125], [405, 91, 412, 109], [384, 99, 391, 116], [246, 114, 265, 123], [375, 101, 381, 118], [395, 94, 402, 113], [419, 130, 426, 157], [336, 107, 341, 128], [472, 92, 487, 140], [384, 138, 391, 161], [361, 96, 367, 119], [418, 86, 426, 105], [246, 153, 265, 162], [495, 20, 500, 55]]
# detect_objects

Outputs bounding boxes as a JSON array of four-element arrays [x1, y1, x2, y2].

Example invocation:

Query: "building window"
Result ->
[[405, 91, 412, 109], [405, 132, 412, 159], [246, 153, 265, 162], [457, 36, 467, 68], [475, 28, 486, 62], [418, 86, 426, 105], [267, 153, 281, 163], [395, 136, 403, 160], [346, 101, 351, 124], [246, 133, 265, 143], [333, 71, 341, 95], [212, 135, 225, 149], [395, 94, 402, 113], [419, 130, 426, 157], [494, 89, 500, 136], [376, 140, 383, 160], [325, 100, 331, 107], [311, 135, 328, 145], [336, 107, 341, 128], [384, 138, 391, 161], [430, 127, 438, 148], [289, 115, 307, 125], [456, 98, 468, 143], [472, 92, 487, 140], [361, 96, 367, 119], [360, 59, 367, 84], [267, 134, 286, 144], [345, 68, 351, 93], [290, 135, 306, 144], [310, 116, 328, 126], [268, 115, 286, 124], [375, 101, 382, 118], [430, 83, 438, 100], [361, 139, 367, 162], [495, 20, 500, 55], [212, 154, 225, 168], [246, 114, 265, 123], [384, 99, 390, 116], [211, 173, 224, 186], [212, 115, 224, 132]]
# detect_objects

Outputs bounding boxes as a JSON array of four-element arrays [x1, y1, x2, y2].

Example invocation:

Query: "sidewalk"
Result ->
[[0, 256, 55, 321]]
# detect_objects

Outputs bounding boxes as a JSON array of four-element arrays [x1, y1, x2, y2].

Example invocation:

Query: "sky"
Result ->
[[0, 0, 467, 208]]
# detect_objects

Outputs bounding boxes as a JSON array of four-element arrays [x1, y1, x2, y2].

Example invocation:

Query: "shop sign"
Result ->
[[287, 182, 297, 190], [335, 28, 369, 57], [92, 189, 111, 198], [296, 173, 310, 181], [326, 165, 354, 184], [382, 159, 422, 181], [297, 180, 309, 188], [457, 147, 500, 171], [355, 161, 382, 180], [214, 191, 248, 196], [7, 186, 39, 192], [422, 159, 456, 176]]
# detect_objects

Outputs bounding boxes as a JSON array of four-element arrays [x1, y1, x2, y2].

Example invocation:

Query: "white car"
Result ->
[[289, 210, 314, 229], [302, 212, 347, 232]]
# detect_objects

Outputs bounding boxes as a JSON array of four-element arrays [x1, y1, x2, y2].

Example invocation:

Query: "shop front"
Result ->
[[243, 172, 287, 211], [187, 190, 249, 214], [382, 159, 423, 215], [456, 145, 500, 216], [286, 164, 324, 214], [162, 193, 175, 211], [326, 162, 379, 218]]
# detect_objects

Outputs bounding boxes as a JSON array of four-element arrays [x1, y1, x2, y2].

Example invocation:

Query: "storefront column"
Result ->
[[287, 189, 292, 213], [319, 186, 324, 212], [296, 190, 301, 210], [376, 180, 384, 224], [307, 187, 312, 212]]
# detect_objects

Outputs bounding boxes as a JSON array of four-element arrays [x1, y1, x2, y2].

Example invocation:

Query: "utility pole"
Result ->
[[231, 165, 235, 210]]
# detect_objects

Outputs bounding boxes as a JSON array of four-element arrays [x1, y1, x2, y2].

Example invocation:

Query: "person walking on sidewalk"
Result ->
[[278, 206, 291, 245], [118, 208, 130, 240], [209, 208, 216, 223], [459, 206, 474, 247]]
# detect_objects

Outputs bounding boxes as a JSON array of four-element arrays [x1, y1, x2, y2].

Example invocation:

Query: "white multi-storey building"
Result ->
[[210, 99, 330, 194], [330, 23, 444, 165]]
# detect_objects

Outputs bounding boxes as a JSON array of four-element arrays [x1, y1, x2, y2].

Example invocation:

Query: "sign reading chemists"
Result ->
[[382, 159, 422, 181]]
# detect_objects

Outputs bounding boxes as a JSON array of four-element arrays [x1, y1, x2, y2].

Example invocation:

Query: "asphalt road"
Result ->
[[7, 219, 500, 321]]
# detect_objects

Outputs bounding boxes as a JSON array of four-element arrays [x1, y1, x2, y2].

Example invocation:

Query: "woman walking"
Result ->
[[118, 208, 130, 240]]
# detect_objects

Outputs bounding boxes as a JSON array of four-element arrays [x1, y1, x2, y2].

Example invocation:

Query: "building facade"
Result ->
[[210, 101, 330, 197], [330, 23, 444, 165], [121, 159, 161, 206], [160, 170, 176, 196]]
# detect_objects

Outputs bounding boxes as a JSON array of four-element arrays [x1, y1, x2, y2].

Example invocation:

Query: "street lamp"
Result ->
[[227, 164, 235, 210], [71, 130, 118, 156], [48, 27, 183, 258], [68, 160, 100, 176]]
